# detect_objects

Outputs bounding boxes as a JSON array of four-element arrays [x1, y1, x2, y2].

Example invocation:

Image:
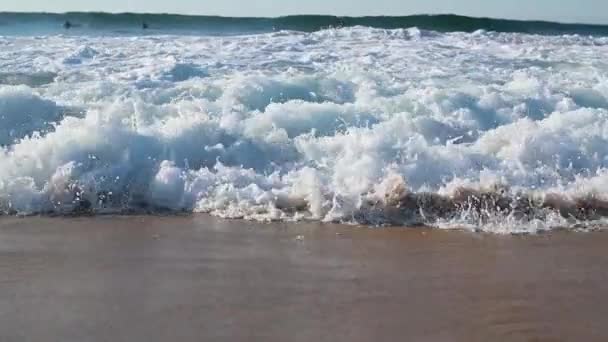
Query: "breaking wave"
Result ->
[[2, 25, 608, 233]]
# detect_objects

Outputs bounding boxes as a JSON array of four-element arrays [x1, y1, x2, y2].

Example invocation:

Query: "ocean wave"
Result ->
[[2, 27, 608, 233]]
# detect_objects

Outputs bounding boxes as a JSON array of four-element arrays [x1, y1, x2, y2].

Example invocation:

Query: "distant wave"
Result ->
[[1, 12, 608, 36]]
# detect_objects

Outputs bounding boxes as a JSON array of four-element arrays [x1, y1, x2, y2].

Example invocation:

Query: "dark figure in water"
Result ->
[[142, 22, 149, 30], [63, 21, 72, 29]]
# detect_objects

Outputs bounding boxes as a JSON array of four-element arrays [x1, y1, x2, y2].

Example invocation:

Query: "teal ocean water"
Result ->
[[1, 12, 608, 36]]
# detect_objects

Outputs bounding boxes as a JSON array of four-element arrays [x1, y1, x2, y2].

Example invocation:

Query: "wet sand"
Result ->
[[1, 216, 607, 341]]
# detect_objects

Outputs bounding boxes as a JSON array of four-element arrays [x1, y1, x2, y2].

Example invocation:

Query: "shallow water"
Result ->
[[2, 27, 608, 232]]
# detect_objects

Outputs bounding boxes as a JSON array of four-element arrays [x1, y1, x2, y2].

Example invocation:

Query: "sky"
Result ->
[[3, 0, 608, 24]]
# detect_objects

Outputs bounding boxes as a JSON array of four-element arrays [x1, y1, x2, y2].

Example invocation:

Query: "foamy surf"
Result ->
[[2, 26, 608, 233]]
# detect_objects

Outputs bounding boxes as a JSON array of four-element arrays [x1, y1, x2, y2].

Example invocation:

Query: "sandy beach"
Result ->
[[0, 216, 606, 341]]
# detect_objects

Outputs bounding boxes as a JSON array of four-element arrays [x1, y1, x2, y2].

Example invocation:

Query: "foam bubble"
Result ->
[[0, 86, 64, 145], [1, 28, 608, 233]]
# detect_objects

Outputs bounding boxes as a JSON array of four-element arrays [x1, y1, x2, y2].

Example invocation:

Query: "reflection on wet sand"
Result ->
[[0, 216, 607, 341]]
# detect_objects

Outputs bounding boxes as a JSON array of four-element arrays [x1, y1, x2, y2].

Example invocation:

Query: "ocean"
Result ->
[[2, 12, 608, 36], [2, 12, 608, 233]]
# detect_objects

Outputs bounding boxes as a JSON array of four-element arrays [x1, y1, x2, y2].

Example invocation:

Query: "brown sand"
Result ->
[[1, 215, 607, 341]]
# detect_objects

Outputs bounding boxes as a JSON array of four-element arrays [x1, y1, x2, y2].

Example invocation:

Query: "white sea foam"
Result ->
[[2, 28, 608, 232]]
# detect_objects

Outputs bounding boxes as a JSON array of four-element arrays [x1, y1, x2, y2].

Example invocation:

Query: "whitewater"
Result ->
[[2, 20, 608, 233]]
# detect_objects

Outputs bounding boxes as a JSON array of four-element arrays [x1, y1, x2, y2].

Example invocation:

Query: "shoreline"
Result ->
[[1, 212, 602, 235], [1, 215, 607, 341]]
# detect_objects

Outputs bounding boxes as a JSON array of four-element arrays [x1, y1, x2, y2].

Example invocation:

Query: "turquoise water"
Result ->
[[1, 12, 608, 36]]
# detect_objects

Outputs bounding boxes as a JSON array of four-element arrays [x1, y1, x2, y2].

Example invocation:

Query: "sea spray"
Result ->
[[2, 26, 608, 232]]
